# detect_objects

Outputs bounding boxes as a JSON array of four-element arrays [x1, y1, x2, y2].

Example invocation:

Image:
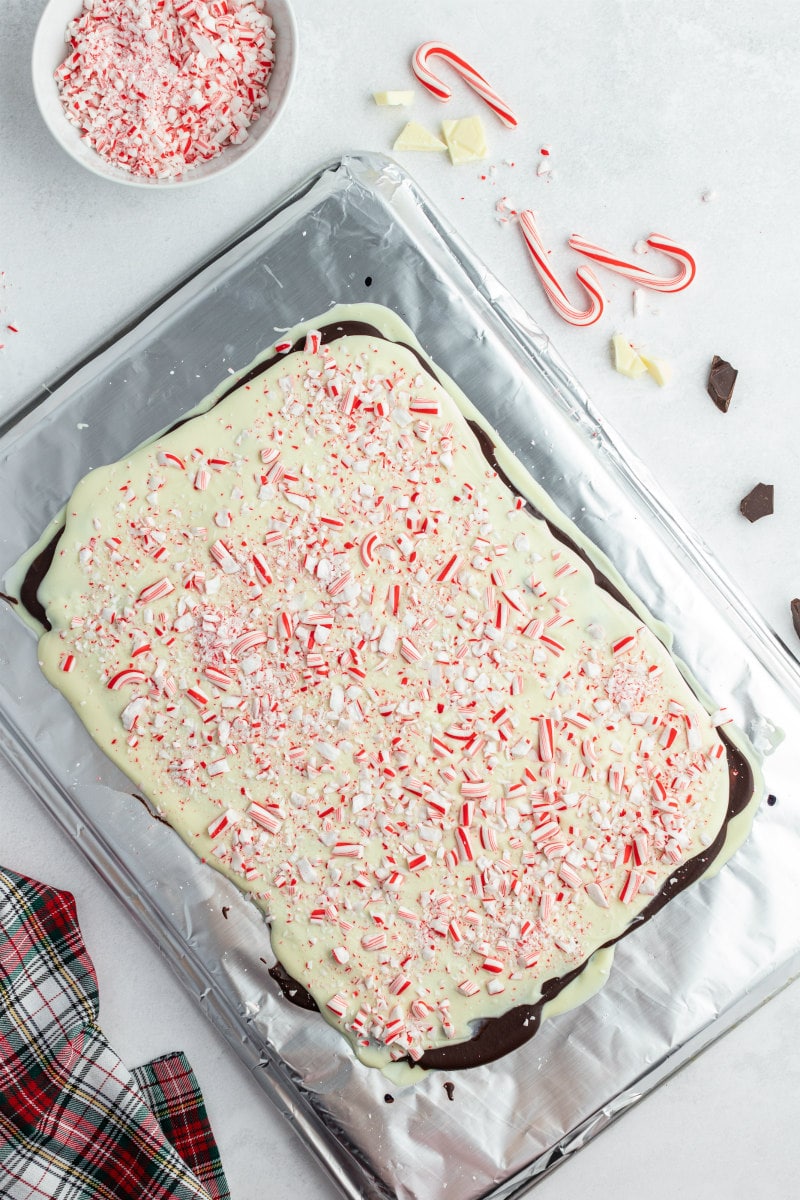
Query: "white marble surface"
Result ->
[[2, 3, 799, 1197]]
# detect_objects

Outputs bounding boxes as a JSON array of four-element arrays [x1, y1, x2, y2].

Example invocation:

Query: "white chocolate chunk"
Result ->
[[373, 90, 414, 107], [611, 333, 648, 379], [441, 116, 488, 164], [641, 354, 672, 387], [392, 121, 446, 153]]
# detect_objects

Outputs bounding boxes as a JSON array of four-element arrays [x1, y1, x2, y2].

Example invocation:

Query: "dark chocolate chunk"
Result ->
[[767, 794, 777, 807], [222, 906, 230, 920], [443, 1082, 455, 1101], [792, 598, 800, 641], [707, 355, 738, 412], [739, 482, 773, 522], [384, 1094, 394, 1104]]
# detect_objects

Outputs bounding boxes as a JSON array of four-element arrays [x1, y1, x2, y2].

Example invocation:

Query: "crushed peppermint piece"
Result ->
[[55, 0, 275, 180]]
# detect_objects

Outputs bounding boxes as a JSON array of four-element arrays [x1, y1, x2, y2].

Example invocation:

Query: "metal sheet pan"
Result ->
[[1, 153, 799, 1200]]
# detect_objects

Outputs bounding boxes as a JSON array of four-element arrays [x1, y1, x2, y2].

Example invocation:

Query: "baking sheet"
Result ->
[[1, 153, 799, 1200]]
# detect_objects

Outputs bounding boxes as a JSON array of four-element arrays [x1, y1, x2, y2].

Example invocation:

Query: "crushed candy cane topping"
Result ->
[[39, 315, 734, 1067], [55, 0, 275, 179]]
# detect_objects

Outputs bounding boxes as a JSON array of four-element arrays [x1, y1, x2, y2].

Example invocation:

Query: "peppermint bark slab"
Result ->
[[35, 304, 757, 1072]]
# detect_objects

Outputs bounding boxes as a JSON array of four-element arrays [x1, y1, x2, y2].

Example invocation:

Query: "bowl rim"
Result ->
[[31, 0, 298, 190]]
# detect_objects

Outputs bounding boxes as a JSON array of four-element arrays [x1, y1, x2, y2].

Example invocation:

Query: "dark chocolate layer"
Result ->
[[20, 319, 756, 1072], [269, 961, 322, 1013], [20, 539, 57, 629]]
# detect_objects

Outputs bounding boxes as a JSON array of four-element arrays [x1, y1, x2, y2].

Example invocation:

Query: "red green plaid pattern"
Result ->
[[0, 867, 230, 1200]]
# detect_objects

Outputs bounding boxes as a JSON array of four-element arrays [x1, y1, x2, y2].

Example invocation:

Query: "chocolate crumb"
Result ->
[[222, 906, 230, 920], [384, 1094, 394, 1104], [443, 1081, 455, 1101], [707, 355, 738, 412], [767, 794, 777, 807], [739, 483, 773, 523], [364, 276, 373, 287], [791, 598, 800, 641]]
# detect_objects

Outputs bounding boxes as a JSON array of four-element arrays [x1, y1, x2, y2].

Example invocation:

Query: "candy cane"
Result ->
[[519, 211, 605, 327], [360, 533, 379, 567], [411, 42, 518, 128], [107, 668, 148, 690], [231, 631, 268, 658], [567, 233, 696, 293], [137, 578, 175, 605]]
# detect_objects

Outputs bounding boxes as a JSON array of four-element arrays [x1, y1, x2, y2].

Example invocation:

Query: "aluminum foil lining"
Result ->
[[1, 154, 799, 1200]]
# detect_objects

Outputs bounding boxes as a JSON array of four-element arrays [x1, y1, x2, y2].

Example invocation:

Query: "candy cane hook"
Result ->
[[567, 233, 696, 293], [519, 211, 605, 327], [411, 42, 518, 128]]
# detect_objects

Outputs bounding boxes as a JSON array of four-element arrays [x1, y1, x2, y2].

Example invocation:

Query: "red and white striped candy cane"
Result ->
[[519, 211, 605, 327], [411, 42, 518, 128], [567, 232, 696, 292]]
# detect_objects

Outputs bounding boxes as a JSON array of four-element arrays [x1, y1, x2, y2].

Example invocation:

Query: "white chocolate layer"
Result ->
[[36, 304, 754, 1071]]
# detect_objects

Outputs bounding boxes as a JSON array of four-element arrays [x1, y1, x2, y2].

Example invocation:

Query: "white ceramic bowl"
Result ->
[[32, 0, 297, 188]]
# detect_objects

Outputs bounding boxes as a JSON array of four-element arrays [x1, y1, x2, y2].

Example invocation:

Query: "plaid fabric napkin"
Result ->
[[0, 866, 230, 1200]]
